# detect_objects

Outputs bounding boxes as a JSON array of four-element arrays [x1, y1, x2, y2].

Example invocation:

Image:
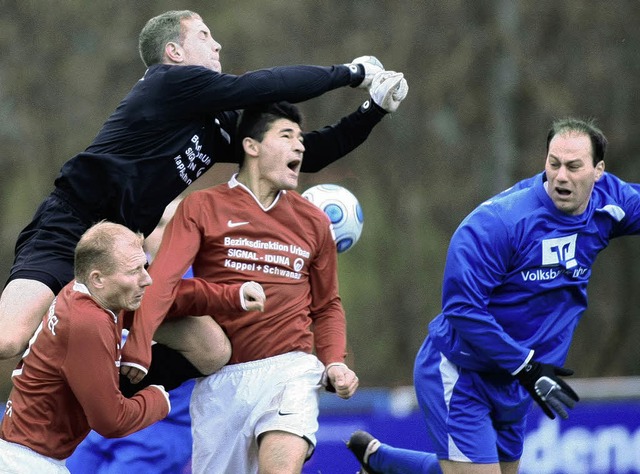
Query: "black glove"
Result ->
[[516, 361, 580, 419]]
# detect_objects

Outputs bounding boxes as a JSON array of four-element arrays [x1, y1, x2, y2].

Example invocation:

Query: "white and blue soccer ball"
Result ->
[[302, 184, 364, 253]]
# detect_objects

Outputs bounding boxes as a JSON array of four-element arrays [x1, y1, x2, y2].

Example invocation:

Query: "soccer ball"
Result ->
[[302, 184, 364, 253]]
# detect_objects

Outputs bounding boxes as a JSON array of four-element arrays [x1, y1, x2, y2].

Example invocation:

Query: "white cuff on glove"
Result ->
[[346, 55, 384, 89]]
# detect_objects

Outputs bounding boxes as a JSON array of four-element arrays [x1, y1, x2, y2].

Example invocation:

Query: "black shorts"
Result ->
[[7, 190, 94, 295]]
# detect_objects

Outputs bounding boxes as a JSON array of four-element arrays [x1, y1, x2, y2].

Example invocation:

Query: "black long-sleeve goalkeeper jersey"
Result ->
[[53, 63, 385, 236]]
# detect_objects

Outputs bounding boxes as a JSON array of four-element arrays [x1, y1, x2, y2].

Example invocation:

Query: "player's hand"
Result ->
[[149, 384, 171, 413], [516, 361, 579, 419], [325, 363, 359, 399], [121, 363, 147, 384], [346, 55, 384, 89], [370, 71, 408, 113], [240, 281, 266, 312]]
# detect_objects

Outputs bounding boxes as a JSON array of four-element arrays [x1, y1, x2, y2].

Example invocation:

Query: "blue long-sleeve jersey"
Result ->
[[429, 171, 640, 375]]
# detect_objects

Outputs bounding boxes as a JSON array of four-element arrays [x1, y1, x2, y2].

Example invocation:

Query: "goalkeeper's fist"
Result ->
[[516, 361, 579, 420], [370, 71, 409, 113], [346, 55, 384, 89]]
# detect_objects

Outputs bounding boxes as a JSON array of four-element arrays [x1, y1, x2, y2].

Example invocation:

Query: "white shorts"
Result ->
[[190, 351, 324, 474], [0, 438, 69, 473]]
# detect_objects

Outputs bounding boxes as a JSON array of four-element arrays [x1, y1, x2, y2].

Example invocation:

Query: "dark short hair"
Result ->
[[546, 117, 608, 166], [235, 102, 303, 166]]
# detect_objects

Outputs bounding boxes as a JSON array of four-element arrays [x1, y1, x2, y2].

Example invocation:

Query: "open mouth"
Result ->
[[556, 188, 571, 196], [287, 159, 301, 172]]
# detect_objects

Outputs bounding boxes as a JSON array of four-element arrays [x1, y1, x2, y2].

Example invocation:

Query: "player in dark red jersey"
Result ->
[[125, 102, 360, 473], [66, 199, 195, 473], [0, 222, 170, 473], [0, 8, 407, 382]]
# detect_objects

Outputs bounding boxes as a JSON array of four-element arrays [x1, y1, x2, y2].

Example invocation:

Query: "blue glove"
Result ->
[[516, 361, 579, 419]]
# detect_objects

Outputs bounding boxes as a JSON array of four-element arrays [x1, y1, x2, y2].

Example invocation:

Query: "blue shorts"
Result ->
[[413, 336, 532, 464], [67, 379, 195, 474], [7, 190, 93, 294]]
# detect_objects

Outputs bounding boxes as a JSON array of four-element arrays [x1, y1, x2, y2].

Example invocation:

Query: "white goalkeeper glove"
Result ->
[[346, 55, 384, 89], [370, 71, 409, 113]]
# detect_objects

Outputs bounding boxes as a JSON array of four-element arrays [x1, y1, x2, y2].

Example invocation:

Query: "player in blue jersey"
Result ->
[[348, 117, 640, 474], [0, 9, 408, 391]]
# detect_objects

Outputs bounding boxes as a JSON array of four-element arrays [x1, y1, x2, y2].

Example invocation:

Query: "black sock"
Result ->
[[119, 343, 204, 397]]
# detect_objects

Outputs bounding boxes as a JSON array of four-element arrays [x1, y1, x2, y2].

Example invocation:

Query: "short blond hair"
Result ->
[[74, 221, 144, 283]]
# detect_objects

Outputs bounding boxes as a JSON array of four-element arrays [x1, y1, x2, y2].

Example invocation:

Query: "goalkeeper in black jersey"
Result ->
[[0, 9, 408, 387]]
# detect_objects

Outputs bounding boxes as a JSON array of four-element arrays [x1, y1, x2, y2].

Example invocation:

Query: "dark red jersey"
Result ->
[[1, 282, 169, 460], [125, 177, 347, 369]]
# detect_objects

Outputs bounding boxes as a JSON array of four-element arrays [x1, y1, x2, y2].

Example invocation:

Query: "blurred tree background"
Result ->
[[2, 0, 640, 399]]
